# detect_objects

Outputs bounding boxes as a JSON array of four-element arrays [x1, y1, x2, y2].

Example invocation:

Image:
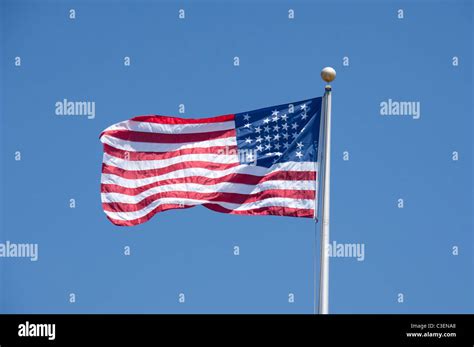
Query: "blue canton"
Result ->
[[234, 97, 322, 168]]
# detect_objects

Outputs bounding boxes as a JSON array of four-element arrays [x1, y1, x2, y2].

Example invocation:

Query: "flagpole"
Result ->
[[318, 67, 336, 314]]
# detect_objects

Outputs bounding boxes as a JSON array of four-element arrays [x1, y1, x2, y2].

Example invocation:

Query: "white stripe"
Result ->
[[104, 197, 315, 221], [103, 152, 239, 171], [102, 119, 235, 135], [101, 180, 316, 204], [100, 134, 236, 152], [101, 162, 318, 188]]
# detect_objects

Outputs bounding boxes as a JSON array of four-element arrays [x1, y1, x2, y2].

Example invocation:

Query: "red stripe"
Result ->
[[131, 114, 235, 124], [106, 204, 313, 227], [103, 143, 238, 161], [102, 162, 240, 179], [102, 189, 315, 213], [102, 128, 235, 144], [101, 171, 317, 196]]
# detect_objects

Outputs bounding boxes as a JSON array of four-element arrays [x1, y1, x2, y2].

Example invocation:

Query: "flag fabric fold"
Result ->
[[99, 97, 322, 226]]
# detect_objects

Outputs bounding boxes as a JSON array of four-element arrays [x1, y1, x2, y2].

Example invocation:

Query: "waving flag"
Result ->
[[99, 98, 323, 226]]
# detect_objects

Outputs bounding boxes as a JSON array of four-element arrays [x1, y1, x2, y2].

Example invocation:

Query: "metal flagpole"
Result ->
[[318, 67, 336, 314]]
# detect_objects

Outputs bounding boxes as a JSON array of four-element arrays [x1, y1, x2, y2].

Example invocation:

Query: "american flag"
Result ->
[[99, 97, 323, 226]]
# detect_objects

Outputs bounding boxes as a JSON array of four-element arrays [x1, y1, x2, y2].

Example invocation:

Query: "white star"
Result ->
[[265, 143, 271, 150], [297, 142, 304, 149], [273, 124, 280, 132], [273, 134, 280, 141], [263, 117, 271, 124], [271, 110, 279, 116], [283, 142, 289, 149], [282, 123, 289, 131], [272, 115, 279, 122], [292, 132, 298, 139], [301, 112, 308, 120], [296, 151, 303, 159], [245, 137, 252, 144], [274, 143, 281, 150], [291, 123, 298, 130], [281, 114, 288, 122], [283, 133, 289, 140], [300, 104, 307, 111], [255, 126, 261, 133], [244, 122, 251, 128], [264, 125, 270, 132], [264, 135, 271, 142], [256, 144, 263, 151], [255, 136, 263, 143], [243, 114, 250, 121]]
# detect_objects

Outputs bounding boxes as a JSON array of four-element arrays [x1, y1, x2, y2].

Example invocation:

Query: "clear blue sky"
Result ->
[[0, 0, 472, 313]]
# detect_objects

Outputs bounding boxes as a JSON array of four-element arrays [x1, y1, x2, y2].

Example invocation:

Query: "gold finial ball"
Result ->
[[321, 67, 336, 83]]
